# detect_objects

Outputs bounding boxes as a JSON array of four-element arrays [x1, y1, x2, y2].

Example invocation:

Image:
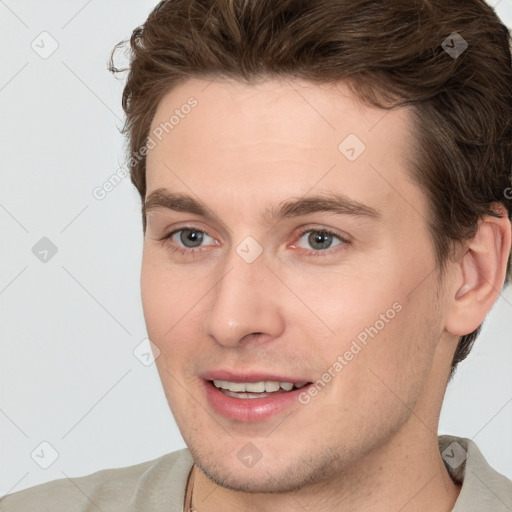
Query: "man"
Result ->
[[2, 0, 511, 511]]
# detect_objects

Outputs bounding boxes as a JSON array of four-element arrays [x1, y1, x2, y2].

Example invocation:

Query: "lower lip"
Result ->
[[203, 380, 312, 422]]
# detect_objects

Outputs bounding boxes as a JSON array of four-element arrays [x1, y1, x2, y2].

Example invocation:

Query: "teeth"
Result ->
[[265, 381, 280, 392], [213, 380, 307, 393], [248, 382, 265, 393]]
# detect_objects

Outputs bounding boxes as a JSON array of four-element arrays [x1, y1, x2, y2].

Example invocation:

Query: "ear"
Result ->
[[445, 204, 511, 336]]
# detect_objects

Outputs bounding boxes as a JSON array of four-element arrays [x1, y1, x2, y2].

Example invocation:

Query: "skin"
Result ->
[[140, 77, 511, 512]]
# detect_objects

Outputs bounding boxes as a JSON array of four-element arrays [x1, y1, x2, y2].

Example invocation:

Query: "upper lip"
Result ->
[[201, 370, 312, 384]]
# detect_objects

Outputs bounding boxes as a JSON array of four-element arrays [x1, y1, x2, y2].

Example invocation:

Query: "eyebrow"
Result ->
[[143, 188, 381, 225]]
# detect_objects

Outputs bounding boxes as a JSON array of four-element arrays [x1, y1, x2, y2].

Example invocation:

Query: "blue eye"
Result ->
[[172, 228, 212, 248], [158, 226, 349, 258], [159, 227, 216, 255], [297, 230, 343, 251]]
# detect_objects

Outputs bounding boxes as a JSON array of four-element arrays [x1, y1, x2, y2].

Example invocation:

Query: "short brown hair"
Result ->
[[109, 0, 512, 377]]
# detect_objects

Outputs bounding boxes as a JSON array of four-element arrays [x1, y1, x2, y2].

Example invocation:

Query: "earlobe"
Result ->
[[445, 205, 511, 337]]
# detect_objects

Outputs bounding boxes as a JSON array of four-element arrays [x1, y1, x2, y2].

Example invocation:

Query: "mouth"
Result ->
[[211, 379, 311, 399], [202, 377, 315, 422]]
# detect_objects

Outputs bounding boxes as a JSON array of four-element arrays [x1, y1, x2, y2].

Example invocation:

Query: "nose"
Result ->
[[204, 247, 285, 348]]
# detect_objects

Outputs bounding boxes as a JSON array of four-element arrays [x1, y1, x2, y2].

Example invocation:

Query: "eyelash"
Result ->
[[292, 226, 350, 257], [157, 225, 350, 258]]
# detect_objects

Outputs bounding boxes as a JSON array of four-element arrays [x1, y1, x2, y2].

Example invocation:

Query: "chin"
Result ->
[[188, 441, 340, 494], [196, 461, 315, 494]]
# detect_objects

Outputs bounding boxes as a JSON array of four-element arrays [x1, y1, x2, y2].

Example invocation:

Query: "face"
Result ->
[[141, 77, 451, 492]]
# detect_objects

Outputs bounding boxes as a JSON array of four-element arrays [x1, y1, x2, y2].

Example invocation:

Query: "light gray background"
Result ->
[[1, 0, 511, 496]]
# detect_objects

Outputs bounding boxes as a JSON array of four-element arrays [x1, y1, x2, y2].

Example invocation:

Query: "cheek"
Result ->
[[141, 247, 187, 307], [141, 260, 168, 337], [316, 278, 437, 394], [347, 295, 439, 413], [140, 249, 215, 375], [141, 250, 189, 343]]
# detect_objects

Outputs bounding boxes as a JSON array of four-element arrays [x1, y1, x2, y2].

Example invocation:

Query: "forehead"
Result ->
[[145, 77, 425, 227], [149, 76, 414, 149]]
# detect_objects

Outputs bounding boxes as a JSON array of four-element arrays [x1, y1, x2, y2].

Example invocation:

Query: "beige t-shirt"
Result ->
[[1, 435, 511, 511]]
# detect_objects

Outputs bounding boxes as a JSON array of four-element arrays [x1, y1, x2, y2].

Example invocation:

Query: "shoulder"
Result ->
[[438, 435, 512, 512], [0, 448, 193, 512]]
